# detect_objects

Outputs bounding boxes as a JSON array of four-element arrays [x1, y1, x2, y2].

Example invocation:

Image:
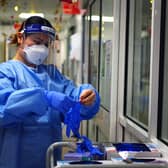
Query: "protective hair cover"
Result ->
[[23, 24, 55, 40]]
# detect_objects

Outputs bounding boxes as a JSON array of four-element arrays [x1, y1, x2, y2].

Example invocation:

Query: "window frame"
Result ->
[[157, 0, 168, 146]]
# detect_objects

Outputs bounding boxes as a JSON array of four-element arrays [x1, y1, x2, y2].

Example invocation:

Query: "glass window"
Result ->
[[82, 13, 90, 83], [84, 0, 101, 142], [88, 0, 101, 89], [99, 0, 113, 110], [125, 0, 152, 128], [159, 0, 168, 144]]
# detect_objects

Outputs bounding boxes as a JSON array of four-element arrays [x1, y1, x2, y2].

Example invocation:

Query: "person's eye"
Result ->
[[33, 40, 41, 44]]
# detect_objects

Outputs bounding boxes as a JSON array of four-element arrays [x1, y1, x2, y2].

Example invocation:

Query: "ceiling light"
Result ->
[[14, 5, 19, 12], [102, 16, 114, 22], [88, 15, 114, 22], [19, 13, 44, 19]]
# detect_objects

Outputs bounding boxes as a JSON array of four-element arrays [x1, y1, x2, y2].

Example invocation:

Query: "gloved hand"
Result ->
[[44, 91, 75, 114]]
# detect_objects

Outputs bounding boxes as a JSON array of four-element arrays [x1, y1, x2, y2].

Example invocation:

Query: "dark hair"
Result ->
[[10, 16, 54, 45]]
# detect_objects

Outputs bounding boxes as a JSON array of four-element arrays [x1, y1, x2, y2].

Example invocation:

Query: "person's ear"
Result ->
[[17, 32, 24, 44]]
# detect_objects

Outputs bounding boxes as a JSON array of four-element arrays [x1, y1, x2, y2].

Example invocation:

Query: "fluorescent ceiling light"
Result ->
[[102, 16, 114, 22], [19, 13, 44, 19], [88, 15, 114, 22]]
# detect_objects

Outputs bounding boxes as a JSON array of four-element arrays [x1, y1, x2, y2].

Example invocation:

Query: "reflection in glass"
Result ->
[[89, 0, 100, 90], [84, 0, 101, 142], [99, 0, 113, 110], [126, 0, 152, 128], [83, 15, 89, 83]]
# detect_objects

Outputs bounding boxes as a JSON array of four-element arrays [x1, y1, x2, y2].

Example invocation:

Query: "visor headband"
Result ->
[[23, 24, 56, 39]]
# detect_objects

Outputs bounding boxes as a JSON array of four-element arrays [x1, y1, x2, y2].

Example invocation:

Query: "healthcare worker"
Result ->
[[0, 16, 100, 168]]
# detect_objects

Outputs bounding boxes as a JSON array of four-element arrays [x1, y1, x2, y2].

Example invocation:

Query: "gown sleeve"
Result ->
[[0, 72, 48, 127], [72, 83, 100, 120], [54, 70, 100, 120]]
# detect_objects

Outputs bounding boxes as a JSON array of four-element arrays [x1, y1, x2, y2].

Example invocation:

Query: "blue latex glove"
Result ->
[[63, 102, 103, 157], [77, 136, 104, 156], [44, 91, 75, 114], [64, 101, 81, 138]]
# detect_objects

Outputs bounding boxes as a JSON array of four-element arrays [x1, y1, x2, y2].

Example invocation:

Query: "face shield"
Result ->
[[45, 38, 57, 66], [22, 24, 57, 66]]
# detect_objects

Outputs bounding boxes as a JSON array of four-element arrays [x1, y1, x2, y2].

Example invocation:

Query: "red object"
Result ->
[[61, 0, 73, 3], [62, 1, 80, 15], [13, 22, 21, 31]]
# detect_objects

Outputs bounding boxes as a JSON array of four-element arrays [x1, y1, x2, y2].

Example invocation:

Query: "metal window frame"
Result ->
[[116, 0, 166, 145]]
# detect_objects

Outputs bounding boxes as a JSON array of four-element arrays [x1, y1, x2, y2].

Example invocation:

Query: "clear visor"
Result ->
[[22, 24, 58, 66], [44, 39, 57, 66], [44, 39, 58, 82]]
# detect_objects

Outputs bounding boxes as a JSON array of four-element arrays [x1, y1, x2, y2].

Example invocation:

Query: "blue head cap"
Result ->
[[23, 24, 56, 40]]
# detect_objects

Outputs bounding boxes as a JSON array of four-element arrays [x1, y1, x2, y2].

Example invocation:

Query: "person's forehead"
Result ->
[[27, 33, 51, 40]]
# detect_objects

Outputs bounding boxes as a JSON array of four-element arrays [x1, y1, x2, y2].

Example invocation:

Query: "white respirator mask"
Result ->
[[23, 44, 49, 65]]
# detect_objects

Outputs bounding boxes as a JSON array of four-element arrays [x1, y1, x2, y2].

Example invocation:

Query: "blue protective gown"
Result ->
[[0, 60, 100, 168]]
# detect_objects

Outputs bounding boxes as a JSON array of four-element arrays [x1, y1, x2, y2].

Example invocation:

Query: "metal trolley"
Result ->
[[46, 142, 168, 168], [46, 141, 77, 168]]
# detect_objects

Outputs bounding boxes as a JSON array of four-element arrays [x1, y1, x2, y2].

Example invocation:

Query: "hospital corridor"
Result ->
[[0, 0, 168, 168]]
